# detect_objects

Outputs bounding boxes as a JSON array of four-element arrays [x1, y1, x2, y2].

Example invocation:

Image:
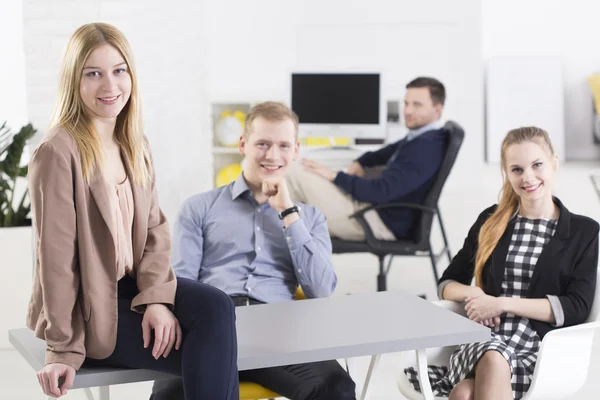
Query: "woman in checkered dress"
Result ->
[[405, 126, 599, 400]]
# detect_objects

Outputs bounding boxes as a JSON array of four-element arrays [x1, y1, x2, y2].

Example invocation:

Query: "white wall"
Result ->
[[485, 57, 565, 162], [0, 0, 28, 128], [0, 0, 29, 348], [482, 0, 600, 161]]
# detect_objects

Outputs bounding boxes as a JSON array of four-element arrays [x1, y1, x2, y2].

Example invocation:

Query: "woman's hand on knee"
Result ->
[[37, 363, 76, 398], [142, 303, 183, 359]]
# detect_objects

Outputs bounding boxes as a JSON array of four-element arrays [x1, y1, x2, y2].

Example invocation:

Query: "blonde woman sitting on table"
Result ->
[[28, 23, 238, 399], [405, 126, 598, 399]]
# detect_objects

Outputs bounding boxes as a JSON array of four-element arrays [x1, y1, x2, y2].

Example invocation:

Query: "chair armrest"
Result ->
[[349, 202, 436, 221], [523, 321, 600, 400], [348, 209, 380, 246], [346, 203, 436, 247], [431, 300, 468, 318], [409, 303, 598, 400]]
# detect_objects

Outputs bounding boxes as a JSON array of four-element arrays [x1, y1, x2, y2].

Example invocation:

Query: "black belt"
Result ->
[[230, 296, 264, 307]]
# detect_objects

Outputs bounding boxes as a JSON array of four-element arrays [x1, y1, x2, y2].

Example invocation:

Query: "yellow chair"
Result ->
[[294, 287, 306, 300], [239, 287, 306, 400], [239, 382, 280, 400], [216, 163, 243, 187]]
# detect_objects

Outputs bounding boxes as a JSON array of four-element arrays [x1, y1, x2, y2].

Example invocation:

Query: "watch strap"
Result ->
[[279, 205, 300, 220]]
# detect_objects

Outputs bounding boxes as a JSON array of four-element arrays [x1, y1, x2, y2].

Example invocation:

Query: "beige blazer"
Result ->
[[26, 129, 176, 370]]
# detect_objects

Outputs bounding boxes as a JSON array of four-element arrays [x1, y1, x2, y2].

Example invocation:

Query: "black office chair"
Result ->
[[331, 121, 465, 291]]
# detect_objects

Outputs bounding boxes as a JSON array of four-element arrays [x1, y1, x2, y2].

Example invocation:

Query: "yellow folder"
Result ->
[[587, 74, 600, 113]]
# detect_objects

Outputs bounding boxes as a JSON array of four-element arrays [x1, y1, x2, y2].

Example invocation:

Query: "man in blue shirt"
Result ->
[[288, 77, 449, 241], [151, 101, 356, 400]]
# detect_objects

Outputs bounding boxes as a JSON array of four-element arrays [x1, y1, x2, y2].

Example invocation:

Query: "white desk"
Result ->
[[10, 290, 489, 400]]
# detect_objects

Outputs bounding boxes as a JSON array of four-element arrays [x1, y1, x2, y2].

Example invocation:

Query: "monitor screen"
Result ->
[[291, 73, 380, 125]]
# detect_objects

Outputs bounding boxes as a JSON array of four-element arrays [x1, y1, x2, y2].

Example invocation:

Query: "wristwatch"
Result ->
[[278, 205, 300, 220]]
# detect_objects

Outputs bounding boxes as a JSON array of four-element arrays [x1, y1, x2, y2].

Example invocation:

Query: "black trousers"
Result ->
[[85, 276, 239, 400], [151, 296, 356, 400]]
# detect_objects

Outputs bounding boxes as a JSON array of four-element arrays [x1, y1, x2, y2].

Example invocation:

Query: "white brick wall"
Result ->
[[1, 0, 28, 127], [23, 0, 212, 222]]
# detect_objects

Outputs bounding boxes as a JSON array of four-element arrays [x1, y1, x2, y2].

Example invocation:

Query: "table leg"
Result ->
[[416, 349, 435, 400], [98, 386, 110, 400], [81, 387, 110, 400], [359, 354, 380, 400]]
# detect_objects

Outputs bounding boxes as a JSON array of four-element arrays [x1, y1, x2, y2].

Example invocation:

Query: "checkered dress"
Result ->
[[405, 216, 558, 399]]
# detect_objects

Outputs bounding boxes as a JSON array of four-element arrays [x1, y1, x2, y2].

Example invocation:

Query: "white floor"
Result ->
[[3, 162, 600, 399]]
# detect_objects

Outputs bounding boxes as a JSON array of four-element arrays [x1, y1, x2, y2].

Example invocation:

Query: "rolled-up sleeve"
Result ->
[[546, 295, 565, 327], [438, 279, 457, 300], [555, 228, 598, 327]]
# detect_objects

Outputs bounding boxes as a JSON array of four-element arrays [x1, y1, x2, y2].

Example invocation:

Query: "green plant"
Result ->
[[0, 121, 36, 227]]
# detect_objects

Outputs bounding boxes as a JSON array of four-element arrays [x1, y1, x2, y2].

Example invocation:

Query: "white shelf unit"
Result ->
[[211, 102, 252, 187]]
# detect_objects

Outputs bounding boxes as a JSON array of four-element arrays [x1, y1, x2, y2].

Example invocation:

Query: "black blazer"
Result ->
[[440, 197, 599, 339]]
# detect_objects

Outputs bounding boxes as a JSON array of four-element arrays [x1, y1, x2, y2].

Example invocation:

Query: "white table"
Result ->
[[10, 290, 489, 400]]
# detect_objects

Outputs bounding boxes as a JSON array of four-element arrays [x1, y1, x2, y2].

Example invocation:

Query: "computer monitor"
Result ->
[[291, 73, 384, 139]]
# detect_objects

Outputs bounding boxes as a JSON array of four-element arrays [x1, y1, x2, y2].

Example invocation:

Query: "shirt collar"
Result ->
[[406, 119, 444, 141], [231, 173, 251, 200]]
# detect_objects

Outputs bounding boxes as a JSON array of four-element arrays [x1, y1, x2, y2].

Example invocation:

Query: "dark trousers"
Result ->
[[85, 276, 239, 400], [151, 296, 356, 400]]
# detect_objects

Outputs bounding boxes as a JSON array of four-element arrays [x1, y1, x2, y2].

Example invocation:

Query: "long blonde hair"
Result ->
[[50, 22, 150, 185], [474, 126, 555, 287]]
